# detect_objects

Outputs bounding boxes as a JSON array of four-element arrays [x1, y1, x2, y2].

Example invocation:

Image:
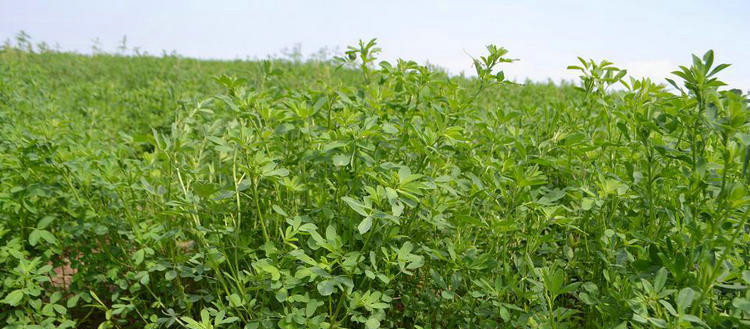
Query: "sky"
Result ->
[[2, 0, 749, 90]]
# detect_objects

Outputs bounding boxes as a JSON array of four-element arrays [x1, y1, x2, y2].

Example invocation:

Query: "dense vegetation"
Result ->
[[1, 36, 749, 329]]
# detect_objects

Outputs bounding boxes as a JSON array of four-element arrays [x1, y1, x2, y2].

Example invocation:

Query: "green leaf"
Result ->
[[325, 225, 339, 241], [579, 292, 596, 305], [228, 293, 243, 307], [342, 196, 370, 217], [332, 153, 349, 166], [272, 205, 288, 217], [200, 309, 210, 324], [538, 188, 566, 204], [133, 249, 145, 265], [2, 289, 24, 306], [707, 63, 730, 78], [165, 270, 177, 281], [29, 229, 40, 246], [659, 300, 677, 316], [581, 197, 594, 210], [322, 141, 348, 152], [365, 317, 380, 329], [632, 313, 648, 324], [358, 216, 373, 234], [180, 316, 203, 329], [275, 288, 288, 303], [560, 282, 581, 295], [137, 271, 150, 285], [67, 294, 81, 308], [38, 230, 57, 245], [612, 321, 628, 329], [52, 303, 66, 314], [317, 279, 336, 296], [702, 50, 714, 69], [499, 306, 510, 322], [255, 260, 281, 281], [289, 249, 317, 266], [37, 216, 54, 229], [218, 315, 239, 325], [681, 314, 706, 326], [676, 287, 694, 313], [647, 316, 667, 328], [613, 69, 627, 81], [263, 168, 289, 178], [654, 267, 668, 291], [733, 297, 750, 312]]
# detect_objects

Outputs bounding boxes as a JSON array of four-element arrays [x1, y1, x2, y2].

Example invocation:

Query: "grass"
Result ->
[[0, 37, 748, 329]]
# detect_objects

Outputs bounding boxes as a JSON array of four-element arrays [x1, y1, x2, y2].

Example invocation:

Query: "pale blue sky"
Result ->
[[2, 0, 748, 90]]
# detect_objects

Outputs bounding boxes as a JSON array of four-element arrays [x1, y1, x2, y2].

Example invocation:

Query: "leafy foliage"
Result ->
[[0, 35, 748, 328]]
